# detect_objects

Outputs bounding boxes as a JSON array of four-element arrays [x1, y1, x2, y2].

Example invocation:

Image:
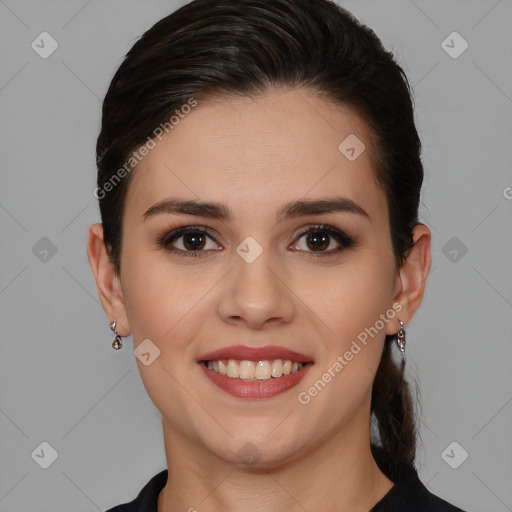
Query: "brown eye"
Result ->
[[292, 225, 355, 256], [160, 226, 222, 257], [303, 231, 330, 251], [181, 232, 207, 251]]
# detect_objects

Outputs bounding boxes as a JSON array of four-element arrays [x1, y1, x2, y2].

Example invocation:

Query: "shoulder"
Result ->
[[430, 492, 467, 512], [104, 469, 168, 512], [371, 461, 467, 512]]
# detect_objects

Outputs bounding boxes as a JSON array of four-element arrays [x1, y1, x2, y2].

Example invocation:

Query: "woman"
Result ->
[[87, 0, 467, 510]]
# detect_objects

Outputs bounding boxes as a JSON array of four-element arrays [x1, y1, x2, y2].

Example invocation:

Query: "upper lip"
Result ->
[[198, 345, 314, 363]]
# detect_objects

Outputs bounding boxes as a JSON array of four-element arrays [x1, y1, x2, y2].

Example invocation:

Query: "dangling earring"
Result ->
[[396, 319, 406, 356], [396, 319, 407, 378], [110, 320, 123, 350]]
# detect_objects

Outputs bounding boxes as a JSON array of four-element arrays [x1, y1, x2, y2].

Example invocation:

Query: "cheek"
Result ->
[[120, 253, 207, 422], [301, 258, 392, 343], [294, 262, 390, 424], [121, 247, 221, 349], [120, 247, 185, 341]]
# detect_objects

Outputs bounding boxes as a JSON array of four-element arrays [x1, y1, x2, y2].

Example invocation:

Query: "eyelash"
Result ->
[[157, 224, 356, 259]]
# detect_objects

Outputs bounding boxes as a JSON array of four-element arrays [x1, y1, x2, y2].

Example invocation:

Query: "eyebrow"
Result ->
[[142, 196, 371, 224]]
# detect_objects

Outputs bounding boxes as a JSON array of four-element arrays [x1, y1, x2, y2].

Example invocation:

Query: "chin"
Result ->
[[205, 432, 305, 470]]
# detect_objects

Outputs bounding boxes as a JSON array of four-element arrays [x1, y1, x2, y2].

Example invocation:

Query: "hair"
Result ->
[[96, 0, 423, 482]]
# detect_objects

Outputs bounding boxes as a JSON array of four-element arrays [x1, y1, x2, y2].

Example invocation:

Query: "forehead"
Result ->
[[124, 89, 387, 224]]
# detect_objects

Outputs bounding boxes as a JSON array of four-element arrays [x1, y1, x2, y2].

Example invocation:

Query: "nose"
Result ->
[[216, 246, 296, 330]]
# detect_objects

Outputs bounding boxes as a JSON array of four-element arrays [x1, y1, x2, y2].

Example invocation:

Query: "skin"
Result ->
[[88, 88, 431, 512]]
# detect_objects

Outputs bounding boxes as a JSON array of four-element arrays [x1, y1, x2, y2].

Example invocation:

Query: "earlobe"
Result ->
[[386, 224, 432, 335], [87, 222, 131, 336]]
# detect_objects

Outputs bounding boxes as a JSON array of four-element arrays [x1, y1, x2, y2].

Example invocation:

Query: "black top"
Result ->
[[104, 464, 467, 512]]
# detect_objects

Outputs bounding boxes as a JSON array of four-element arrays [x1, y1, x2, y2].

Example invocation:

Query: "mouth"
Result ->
[[200, 359, 313, 380], [197, 345, 314, 399]]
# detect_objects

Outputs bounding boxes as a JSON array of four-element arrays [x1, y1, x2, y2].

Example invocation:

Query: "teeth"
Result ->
[[227, 359, 238, 378], [239, 360, 256, 380], [255, 360, 271, 379], [205, 359, 305, 380], [218, 360, 227, 375], [271, 359, 283, 377]]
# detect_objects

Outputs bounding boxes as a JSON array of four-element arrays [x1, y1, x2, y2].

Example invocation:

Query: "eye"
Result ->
[[290, 224, 355, 257], [158, 223, 356, 258], [159, 226, 222, 257]]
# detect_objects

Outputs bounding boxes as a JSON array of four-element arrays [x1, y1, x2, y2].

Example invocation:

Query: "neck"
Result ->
[[158, 404, 394, 512]]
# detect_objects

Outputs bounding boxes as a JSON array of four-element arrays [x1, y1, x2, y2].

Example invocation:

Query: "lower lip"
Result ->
[[199, 362, 313, 399]]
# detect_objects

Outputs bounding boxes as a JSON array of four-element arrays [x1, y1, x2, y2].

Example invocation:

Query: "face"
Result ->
[[115, 88, 403, 467]]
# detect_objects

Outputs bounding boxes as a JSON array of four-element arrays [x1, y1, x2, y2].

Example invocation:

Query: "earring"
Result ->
[[110, 320, 123, 350], [396, 319, 406, 356]]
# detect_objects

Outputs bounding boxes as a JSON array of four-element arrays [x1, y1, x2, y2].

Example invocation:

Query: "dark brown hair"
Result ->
[[96, 0, 423, 481]]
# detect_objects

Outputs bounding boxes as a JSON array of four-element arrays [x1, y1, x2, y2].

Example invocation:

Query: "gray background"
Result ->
[[1, 0, 511, 511]]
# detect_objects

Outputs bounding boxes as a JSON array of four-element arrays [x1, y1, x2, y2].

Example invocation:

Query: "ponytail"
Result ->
[[370, 335, 418, 481]]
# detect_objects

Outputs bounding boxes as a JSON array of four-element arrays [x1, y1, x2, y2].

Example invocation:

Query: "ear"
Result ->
[[87, 222, 131, 336], [385, 223, 432, 336]]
